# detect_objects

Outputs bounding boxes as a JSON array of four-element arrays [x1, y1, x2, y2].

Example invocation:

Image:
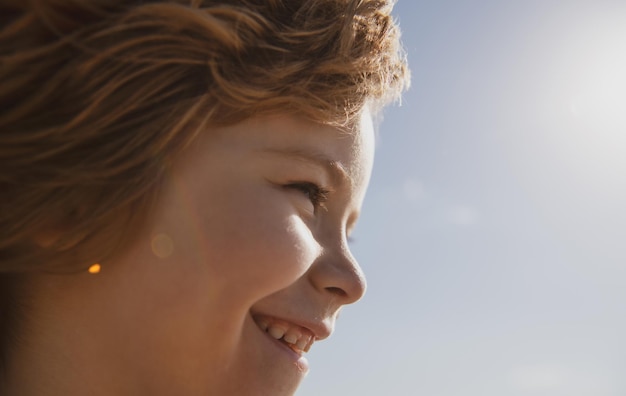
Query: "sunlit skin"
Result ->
[[5, 110, 374, 396]]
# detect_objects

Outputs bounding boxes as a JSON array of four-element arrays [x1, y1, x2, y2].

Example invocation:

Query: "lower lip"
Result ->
[[255, 322, 310, 373]]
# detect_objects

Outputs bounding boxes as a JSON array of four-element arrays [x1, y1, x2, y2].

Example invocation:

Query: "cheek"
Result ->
[[176, 181, 320, 304]]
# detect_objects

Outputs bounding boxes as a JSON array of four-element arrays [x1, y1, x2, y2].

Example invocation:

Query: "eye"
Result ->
[[285, 182, 330, 209]]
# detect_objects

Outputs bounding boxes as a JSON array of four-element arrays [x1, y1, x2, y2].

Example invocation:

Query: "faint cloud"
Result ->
[[445, 205, 479, 226], [402, 179, 425, 202], [508, 364, 566, 391]]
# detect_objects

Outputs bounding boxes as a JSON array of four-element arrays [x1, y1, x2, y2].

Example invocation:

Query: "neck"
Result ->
[[1, 275, 135, 396]]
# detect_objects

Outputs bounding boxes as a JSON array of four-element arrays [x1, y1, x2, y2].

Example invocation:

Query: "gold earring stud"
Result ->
[[88, 263, 101, 274]]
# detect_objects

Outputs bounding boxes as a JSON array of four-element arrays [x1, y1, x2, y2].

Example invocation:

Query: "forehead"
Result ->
[[209, 109, 374, 168], [247, 110, 374, 183]]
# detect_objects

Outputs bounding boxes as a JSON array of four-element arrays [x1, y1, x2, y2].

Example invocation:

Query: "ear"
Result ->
[[32, 206, 88, 249], [33, 230, 64, 249]]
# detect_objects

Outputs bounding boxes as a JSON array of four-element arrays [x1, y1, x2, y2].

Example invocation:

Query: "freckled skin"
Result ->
[[7, 111, 374, 396]]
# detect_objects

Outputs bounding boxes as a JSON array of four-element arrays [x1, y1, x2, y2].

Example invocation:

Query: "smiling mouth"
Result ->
[[253, 315, 315, 355]]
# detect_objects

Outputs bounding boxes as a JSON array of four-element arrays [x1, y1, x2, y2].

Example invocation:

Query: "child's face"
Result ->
[[72, 110, 373, 395]]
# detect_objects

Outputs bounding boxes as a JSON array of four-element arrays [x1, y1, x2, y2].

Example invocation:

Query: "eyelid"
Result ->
[[284, 181, 331, 209], [258, 148, 350, 190]]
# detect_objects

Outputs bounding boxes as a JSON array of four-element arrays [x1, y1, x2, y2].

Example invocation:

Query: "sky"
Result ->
[[298, 1, 626, 395]]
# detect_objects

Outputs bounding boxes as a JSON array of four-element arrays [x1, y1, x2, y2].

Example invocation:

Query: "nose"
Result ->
[[308, 241, 367, 305]]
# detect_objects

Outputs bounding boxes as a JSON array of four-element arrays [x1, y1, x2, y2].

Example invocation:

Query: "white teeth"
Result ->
[[256, 316, 315, 353], [283, 333, 298, 344], [304, 337, 314, 352], [268, 325, 286, 340], [295, 337, 309, 351], [283, 329, 301, 345]]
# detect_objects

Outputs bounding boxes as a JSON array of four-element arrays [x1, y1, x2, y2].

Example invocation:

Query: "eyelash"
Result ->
[[285, 182, 330, 209]]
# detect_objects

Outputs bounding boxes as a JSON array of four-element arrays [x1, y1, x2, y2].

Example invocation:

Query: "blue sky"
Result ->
[[298, 1, 626, 395]]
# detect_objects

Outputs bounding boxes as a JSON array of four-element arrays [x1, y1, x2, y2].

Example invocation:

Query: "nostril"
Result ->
[[325, 286, 348, 298]]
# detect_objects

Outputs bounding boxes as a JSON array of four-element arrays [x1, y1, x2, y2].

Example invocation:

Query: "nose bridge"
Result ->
[[309, 235, 367, 305]]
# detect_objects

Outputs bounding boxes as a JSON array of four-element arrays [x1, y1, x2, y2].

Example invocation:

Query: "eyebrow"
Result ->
[[258, 147, 352, 188]]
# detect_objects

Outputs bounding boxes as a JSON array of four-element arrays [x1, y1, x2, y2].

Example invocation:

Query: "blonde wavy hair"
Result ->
[[0, 0, 408, 361], [1, 0, 408, 274]]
